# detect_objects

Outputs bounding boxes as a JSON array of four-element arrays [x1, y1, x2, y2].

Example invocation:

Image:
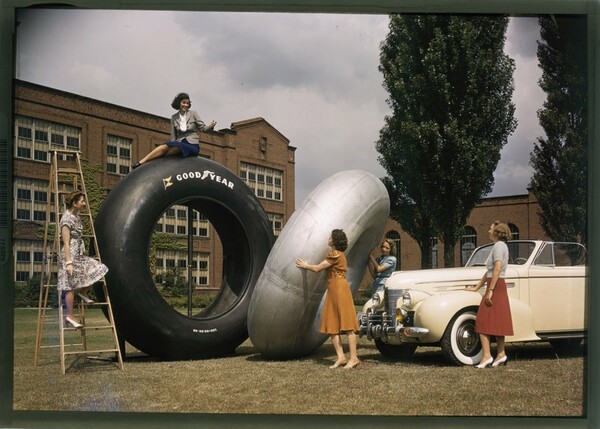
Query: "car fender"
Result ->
[[413, 291, 540, 344], [413, 291, 481, 343]]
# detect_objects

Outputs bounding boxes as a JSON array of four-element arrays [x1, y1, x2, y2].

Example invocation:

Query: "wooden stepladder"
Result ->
[[34, 149, 124, 374]]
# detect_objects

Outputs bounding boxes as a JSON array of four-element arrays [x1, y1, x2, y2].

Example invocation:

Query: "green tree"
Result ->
[[162, 267, 188, 298], [529, 15, 588, 246], [377, 14, 517, 267]]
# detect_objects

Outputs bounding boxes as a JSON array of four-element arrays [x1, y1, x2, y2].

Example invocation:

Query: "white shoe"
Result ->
[[492, 355, 508, 367], [475, 357, 493, 369], [65, 317, 83, 329], [77, 293, 94, 304]]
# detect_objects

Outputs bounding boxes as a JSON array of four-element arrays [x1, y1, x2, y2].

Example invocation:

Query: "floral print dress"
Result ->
[[57, 210, 108, 291]]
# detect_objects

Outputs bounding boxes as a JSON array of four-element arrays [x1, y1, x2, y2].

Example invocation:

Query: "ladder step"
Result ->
[[56, 168, 82, 175], [40, 343, 85, 350], [63, 325, 117, 332], [63, 349, 120, 356]]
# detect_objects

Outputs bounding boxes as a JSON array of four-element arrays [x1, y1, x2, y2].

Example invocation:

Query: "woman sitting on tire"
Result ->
[[132, 92, 216, 169]]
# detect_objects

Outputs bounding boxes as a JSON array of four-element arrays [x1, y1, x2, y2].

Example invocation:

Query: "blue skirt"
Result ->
[[165, 138, 199, 157]]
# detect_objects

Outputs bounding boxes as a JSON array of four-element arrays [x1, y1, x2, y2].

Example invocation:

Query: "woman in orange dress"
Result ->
[[466, 221, 514, 368], [295, 229, 360, 369]]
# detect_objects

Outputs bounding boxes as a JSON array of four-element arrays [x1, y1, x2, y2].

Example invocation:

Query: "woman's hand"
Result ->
[[295, 258, 307, 269], [485, 289, 493, 306], [66, 263, 74, 276]]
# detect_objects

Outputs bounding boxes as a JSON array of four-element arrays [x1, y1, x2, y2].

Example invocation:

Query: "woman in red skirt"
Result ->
[[466, 221, 514, 368]]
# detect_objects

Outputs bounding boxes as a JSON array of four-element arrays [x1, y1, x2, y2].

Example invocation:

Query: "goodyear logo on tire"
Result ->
[[163, 170, 235, 191]]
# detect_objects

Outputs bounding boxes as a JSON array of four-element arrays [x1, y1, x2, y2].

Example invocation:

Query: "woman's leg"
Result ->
[[138, 144, 179, 164], [344, 331, 360, 368], [495, 336, 506, 358], [329, 334, 347, 368], [479, 333, 493, 362], [65, 290, 75, 318]]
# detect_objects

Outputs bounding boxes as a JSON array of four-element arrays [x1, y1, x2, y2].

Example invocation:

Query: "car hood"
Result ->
[[385, 266, 520, 293]]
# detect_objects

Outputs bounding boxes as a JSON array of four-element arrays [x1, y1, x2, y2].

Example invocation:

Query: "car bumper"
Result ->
[[358, 311, 429, 341]]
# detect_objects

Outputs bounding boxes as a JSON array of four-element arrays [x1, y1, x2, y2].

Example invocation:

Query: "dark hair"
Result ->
[[492, 220, 512, 242], [331, 229, 348, 252], [171, 92, 191, 110], [65, 190, 85, 209]]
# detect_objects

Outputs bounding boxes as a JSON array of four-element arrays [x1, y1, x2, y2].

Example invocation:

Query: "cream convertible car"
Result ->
[[358, 240, 587, 365]]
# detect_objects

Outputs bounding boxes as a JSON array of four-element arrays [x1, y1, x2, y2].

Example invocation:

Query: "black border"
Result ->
[[0, 1, 598, 428]]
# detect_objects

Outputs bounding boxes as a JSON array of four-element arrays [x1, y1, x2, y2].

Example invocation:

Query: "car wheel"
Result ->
[[549, 338, 583, 356], [441, 311, 482, 365], [374, 339, 417, 360]]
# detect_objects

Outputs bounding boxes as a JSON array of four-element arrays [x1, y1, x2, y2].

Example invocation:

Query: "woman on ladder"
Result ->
[[58, 190, 108, 328]]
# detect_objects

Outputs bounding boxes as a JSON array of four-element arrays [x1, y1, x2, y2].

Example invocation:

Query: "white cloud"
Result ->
[[15, 10, 546, 205]]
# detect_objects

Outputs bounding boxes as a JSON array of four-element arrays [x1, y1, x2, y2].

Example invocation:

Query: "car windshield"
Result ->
[[465, 241, 537, 267]]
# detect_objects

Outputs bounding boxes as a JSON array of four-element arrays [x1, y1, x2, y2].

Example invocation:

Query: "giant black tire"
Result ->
[[95, 156, 274, 360]]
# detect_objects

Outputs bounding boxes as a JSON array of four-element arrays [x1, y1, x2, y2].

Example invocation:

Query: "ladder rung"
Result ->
[[40, 343, 85, 350], [63, 325, 116, 332], [79, 302, 109, 306], [56, 168, 82, 175], [63, 349, 120, 356]]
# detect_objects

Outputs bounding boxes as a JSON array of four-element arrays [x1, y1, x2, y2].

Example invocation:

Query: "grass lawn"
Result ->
[[13, 308, 585, 417]]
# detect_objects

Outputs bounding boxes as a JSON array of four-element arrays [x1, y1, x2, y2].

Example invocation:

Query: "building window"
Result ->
[[17, 189, 31, 200], [267, 212, 284, 236], [16, 251, 31, 262], [15, 116, 82, 163], [33, 211, 46, 221], [106, 135, 133, 176], [15, 178, 57, 223], [16, 272, 30, 282], [385, 230, 401, 270], [18, 126, 32, 139], [33, 252, 44, 263], [240, 162, 283, 202], [460, 226, 477, 266], [35, 130, 48, 142], [14, 240, 46, 282], [156, 205, 209, 238], [155, 250, 210, 287], [509, 223, 519, 240]]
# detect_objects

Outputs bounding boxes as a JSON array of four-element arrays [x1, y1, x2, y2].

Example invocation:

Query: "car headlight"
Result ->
[[402, 290, 412, 307], [372, 292, 381, 308]]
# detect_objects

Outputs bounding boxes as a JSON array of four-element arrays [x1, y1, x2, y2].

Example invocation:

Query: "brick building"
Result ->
[[380, 191, 549, 272], [12, 80, 296, 290], [12, 80, 548, 292]]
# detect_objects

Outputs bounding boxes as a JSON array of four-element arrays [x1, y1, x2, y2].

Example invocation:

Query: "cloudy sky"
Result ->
[[15, 9, 544, 206]]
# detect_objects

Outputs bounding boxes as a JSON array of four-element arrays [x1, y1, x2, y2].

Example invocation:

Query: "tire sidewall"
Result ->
[[442, 311, 482, 365]]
